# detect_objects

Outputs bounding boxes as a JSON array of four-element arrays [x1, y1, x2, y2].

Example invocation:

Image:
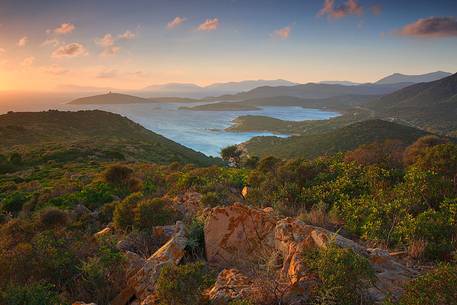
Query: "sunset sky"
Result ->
[[0, 0, 457, 91]]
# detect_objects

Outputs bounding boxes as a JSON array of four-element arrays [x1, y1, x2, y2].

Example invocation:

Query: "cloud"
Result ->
[[21, 56, 35, 67], [101, 45, 121, 56], [398, 16, 457, 38], [198, 18, 219, 31], [371, 4, 382, 16], [0, 48, 5, 54], [318, 0, 363, 19], [118, 30, 136, 40], [43, 64, 69, 75], [96, 33, 115, 47], [41, 38, 60, 47], [272, 26, 291, 39], [54, 23, 75, 34], [96, 69, 118, 79], [17, 36, 28, 47], [167, 16, 187, 29], [52, 42, 88, 58]]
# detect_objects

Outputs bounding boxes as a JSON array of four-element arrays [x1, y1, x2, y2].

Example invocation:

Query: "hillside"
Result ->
[[212, 82, 412, 101], [370, 72, 457, 135], [0, 110, 219, 165], [375, 71, 451, 85], [243, 119, 429, 159], [69, 92, 150, 105]]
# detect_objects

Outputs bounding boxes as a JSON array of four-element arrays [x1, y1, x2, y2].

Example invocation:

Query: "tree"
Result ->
[[221, 145, 242, 167]]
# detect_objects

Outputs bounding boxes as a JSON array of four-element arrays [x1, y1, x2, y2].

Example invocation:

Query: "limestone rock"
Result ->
[[127, 221, 188, 304], [204, 203, 277, 267], [93, 227, 112, 239], [207, 269, 254, 304]]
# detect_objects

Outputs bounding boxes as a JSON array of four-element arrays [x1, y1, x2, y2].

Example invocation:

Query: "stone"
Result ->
[[72, 303, 97, 305], [126, 221, 188, 305], [241, 186, 248, 199], [207, 269, 254, 304], [93, 227, 112, 239], [204, 203, 277, 267]]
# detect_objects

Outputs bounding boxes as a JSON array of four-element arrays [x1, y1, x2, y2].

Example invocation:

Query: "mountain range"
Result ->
[[375, 71, 452, 85]]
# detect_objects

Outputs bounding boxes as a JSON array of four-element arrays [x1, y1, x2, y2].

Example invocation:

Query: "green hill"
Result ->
[[244, 119, 429, 159], [0, 110, 219, 166], [369, 72, 457, 135]]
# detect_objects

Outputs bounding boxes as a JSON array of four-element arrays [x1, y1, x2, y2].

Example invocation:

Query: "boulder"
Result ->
[[204, 203, 277, 267], [125, 221, 188, 305], [72, 303, 97, 305], [93, 227, 112, 239], [172, 191, 202, 217], [207, 269, 254, 304]]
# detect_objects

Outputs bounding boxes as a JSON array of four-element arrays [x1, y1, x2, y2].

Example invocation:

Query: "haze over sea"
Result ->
[[0, 96, 338, 156]]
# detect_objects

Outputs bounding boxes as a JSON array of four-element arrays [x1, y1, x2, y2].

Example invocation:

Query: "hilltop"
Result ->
[[369, 72, 457, 135], [375, 71, 451, 85], [0, 110, 219, 166], [69, 92, 150, 105], [243, 119, 429, 159]]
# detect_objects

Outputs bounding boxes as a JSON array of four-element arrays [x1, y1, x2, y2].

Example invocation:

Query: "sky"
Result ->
[[0, 0, 457, 91]]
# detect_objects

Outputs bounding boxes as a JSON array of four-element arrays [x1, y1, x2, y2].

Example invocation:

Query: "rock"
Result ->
[[207, 269, 254, 304], [72, 303, 97, 305], [93, 227, 112, 239], [241, 186, 248, 199], [122, 221, 188, 305], [204, 203, 277, 267], [172, 191, 202, 217], [116, 225, 173, 256]]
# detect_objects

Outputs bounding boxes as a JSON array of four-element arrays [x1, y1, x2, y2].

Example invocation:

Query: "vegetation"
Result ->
[[0, 108, 456, 304]]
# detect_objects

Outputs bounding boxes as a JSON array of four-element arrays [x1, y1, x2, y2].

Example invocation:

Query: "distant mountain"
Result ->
[[0, 110, 218, 165], [319, 80, 360, 86], [212, 82, 412, 101], [375, 71, 452, 85], [244, 119, 429, 159], [369, 72, 457, 134], [141, 79, 297, 98], [69, 93, 150, 104]]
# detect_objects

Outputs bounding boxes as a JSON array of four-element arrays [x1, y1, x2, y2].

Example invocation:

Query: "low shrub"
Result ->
[[133, 197, 176, 230], [156, 261, 214, 305], [0, 282, 59, 305]]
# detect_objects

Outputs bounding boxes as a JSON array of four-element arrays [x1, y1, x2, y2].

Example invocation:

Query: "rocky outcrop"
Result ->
[[204, 206, 415, 304], [172, 191, 202, 217], [207, 269, 254, 304], [204, 204, 277, 267], [113, 221, 188, 305]]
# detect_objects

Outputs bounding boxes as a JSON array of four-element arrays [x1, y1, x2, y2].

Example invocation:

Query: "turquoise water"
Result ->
[[65, 102, 339, 156]]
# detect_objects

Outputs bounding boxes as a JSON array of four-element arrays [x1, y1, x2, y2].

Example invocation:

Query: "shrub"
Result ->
[[133, 197, 176, 230], [397, 263, 457, 305], [104, 164, 133, 186], [221, 145, 242, 167], [1, 191, 29, 214], [186, 218, 206, 259], [304, 244, 375, 305], [156, 261, 214, 305], [9, 152, 23, 166], [38, 207, 69, 228], [113, 192, 143, 231], [200, 192, 220, 208], [0, 282, 59, 305]]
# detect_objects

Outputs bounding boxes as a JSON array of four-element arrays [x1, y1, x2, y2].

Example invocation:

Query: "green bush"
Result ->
[[133, 197, 176, 230], [186, 218, 206, 259], [1, 191, 29, 214], [304, 244, 375, 305], [200, 192, 220, 208], [156, 261, 214, 305], [113, 192, 143, 231], [0, 282, 59, 305], [396, 263, 457, 305]]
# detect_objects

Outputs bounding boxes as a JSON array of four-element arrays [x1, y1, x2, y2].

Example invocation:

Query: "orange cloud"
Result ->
[[17, 36, 28, 47], [54, 23, 75, 34], [101, 45, 121, 56], [167, 16, 187, 29], [398, 17, 457, 38], [52, 43, 88, 58], [43, 64, 69, 75], [118, 30, 136, 40], [198, 18, 219, 31], [96, 33, 115, 47], [318, 0, 363, 19], [21, 56, 35, 67], [272, 26, 291, 39]]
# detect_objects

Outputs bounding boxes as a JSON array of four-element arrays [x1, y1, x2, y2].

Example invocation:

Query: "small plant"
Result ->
[[37, 207, 69, 228], [133, 197, 176, 230], [0, 282, 59, 305], [156, 261, 215, 305]]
